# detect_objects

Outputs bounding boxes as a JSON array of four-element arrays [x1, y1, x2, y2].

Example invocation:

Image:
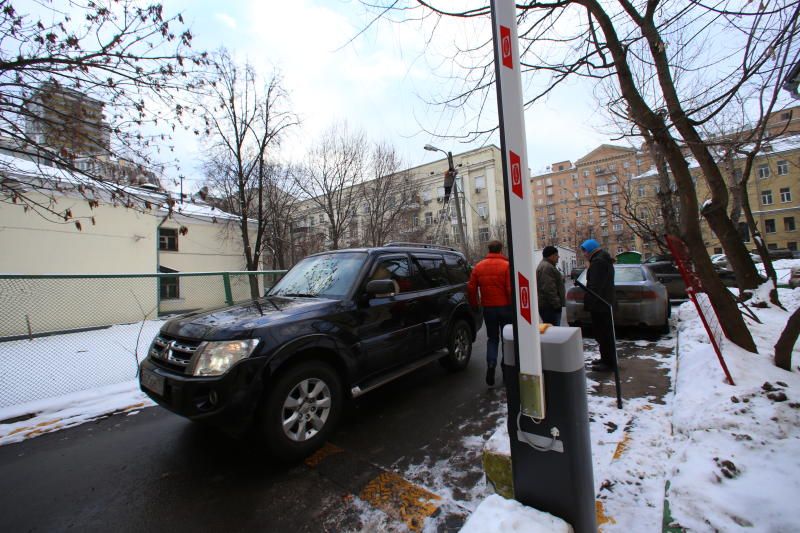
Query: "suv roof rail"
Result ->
[[384, 241, 460, 252]]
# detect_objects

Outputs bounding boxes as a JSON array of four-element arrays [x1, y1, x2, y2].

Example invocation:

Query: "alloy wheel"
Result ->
[[281, 377, 332, 442]]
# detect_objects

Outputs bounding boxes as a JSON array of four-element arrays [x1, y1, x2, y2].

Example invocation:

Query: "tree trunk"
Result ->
[[740, 180, 782, 307], [775, 307, 800, 371]]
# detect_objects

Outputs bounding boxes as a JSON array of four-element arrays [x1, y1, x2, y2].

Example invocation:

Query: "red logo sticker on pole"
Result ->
[[500, 26, 513, 69], [510, 151, 523, 199], [518, 273, 531, 323]]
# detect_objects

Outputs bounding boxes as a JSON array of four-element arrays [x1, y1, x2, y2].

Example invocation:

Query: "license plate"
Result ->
[[141, 370, 165, 396]]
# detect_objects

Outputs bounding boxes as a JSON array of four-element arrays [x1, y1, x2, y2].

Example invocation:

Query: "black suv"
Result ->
[[139, 244, 482, 459]]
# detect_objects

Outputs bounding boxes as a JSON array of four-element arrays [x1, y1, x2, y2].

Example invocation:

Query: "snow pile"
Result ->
[[459, 494, 571, 533], [667, 289, 800, 531], [0, 380, 153, 446]]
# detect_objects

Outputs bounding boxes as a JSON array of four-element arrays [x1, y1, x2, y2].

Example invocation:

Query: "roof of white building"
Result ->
[[0, 152, 246, 223]]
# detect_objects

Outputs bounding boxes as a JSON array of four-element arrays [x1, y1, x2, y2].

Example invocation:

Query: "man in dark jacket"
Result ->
[[536, 245, 565, 326], [580, 239, 616, 372]]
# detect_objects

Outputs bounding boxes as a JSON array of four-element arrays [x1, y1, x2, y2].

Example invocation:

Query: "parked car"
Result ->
[[789, 266, 800, 289], [765, 248, 794, 260], [711, 253, 762, 269], [139, 244, 482, 460], [644, 261, 743, 300], [644, 254, 674, 264], [565, 264, 670, 333]]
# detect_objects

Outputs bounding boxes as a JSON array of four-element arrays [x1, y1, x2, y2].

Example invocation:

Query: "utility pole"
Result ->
[[424, 145, 471, 261]]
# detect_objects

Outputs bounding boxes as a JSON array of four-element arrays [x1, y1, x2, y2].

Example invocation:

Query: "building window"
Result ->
[[785, 217, 796, 232], [780, 187, 791, 203], [477, 202, 488, 218], [765, 219, 776, 234], [738, 222, 750, 242], [767, 243, 777, 250], [478, 227, 490, 242], [788, 242, 797, 251], [159, 228, 178, 251], [583, 170, 589, 177], [777, 160, 789, 175], [757, 164, 770, 179], [319, 214, 325, 224], [761, 190, 773, 205], [159, 266, 180, 300], [411, 216, 419, 227], [425, 212, 433, 225], [597, 184, 608, 194], [623, 161, 630, 169], [613, 223, 623, 233], [638, 185, 646, 197], [474, 176, 486, 190], [780, 111, 791, 120]]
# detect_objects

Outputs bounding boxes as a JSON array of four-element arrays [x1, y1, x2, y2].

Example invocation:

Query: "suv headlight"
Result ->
[[192, 339, 259, 376]]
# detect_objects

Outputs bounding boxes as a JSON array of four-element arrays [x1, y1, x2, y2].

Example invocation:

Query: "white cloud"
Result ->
[[214, 12, 237, 30]]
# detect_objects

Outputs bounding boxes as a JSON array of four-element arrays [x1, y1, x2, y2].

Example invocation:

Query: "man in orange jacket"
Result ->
[[468, 240, 513, 386]]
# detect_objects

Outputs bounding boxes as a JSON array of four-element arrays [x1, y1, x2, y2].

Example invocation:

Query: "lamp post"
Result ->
[[424, 144, 471, 261]]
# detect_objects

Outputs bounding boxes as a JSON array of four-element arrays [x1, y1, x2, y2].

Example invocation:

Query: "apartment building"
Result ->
[[292, 145, 507, 259], [530, 144, 653, 256], [695, 134, 800, 254]]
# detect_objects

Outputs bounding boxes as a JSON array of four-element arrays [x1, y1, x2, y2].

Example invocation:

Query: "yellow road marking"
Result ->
[[304, 442, 344, 467], [612, 432, 631, 460], [359, 471, 441, 531], [596, 500, 616, 529]]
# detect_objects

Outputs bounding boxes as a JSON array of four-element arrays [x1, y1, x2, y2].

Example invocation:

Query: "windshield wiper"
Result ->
[[278, 292, 317, 298]]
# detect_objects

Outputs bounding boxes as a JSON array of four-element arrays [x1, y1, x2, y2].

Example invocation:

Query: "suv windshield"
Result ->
[[269, 252, 367, 299]]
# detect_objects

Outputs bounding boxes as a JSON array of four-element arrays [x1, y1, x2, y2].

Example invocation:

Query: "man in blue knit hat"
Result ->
[[580, 239, 616, 372]]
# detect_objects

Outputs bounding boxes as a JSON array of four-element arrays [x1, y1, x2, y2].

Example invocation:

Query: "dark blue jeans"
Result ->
[[539, 307, 562, 326], [483, 305, 513, 368]]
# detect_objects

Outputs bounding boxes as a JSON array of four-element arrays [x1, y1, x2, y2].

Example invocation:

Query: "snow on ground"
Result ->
[[0, 380, 153, 445], [667, 288, 800, 531], [460, 494, 571, 533], [0, 319, 163, 407], [757, 258, 800, 286]]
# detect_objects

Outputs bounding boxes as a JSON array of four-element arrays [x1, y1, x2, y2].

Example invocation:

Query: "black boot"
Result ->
[[486, 366, 496, 386]]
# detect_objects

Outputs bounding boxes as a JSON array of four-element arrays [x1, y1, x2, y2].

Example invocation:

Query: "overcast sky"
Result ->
[[161, 0, 614, 191]]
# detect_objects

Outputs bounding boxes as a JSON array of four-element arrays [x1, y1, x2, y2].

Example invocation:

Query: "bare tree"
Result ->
[[261, 165, 302, 270], [361, 0, 800, 352], [295, 123, 367, 250], [0, 1, 204, 226], [199, 50, 298, 297], [360, 142, 418, 246]]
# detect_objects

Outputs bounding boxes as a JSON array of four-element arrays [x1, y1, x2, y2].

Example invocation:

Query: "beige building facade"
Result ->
[[293, 145, 507, 260], [530, 145, 653, 257]]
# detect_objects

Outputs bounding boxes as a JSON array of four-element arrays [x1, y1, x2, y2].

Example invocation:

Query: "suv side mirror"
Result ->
[[366, 279, 397, 298]]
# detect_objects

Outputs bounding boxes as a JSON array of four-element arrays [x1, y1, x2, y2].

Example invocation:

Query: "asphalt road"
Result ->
[[0, 330, 506, 533], [0, 324, 673, 532]]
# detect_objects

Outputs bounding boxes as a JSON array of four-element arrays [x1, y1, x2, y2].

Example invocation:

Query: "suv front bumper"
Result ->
[[139, 357, 265, 435]]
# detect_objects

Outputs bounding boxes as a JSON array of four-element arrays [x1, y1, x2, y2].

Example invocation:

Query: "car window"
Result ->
[[369, 256, 413, 293], [615, 266, 646, 282], [410, 254, 449, 289], [444, 254, 469, 284], [269, 252, 366, 298]]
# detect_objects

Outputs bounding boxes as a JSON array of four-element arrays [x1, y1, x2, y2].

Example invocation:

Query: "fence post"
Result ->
[[222, 273, 234, 305]]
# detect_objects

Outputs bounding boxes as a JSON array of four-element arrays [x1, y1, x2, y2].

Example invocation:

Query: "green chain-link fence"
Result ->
[[0, 271, 286, 409]]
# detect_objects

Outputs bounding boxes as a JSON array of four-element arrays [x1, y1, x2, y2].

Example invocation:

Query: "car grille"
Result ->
[[148, 335, 202, 374]]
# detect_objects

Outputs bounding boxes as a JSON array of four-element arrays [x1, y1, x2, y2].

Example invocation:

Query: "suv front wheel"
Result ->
[[259, 360, 342, 461], [440, 319, 473, 371]]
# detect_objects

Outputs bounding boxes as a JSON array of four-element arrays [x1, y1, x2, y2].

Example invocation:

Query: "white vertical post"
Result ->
[[491, 0, 545, 418]]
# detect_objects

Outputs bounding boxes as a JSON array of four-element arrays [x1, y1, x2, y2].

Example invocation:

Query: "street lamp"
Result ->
[[424, 144, 471, 261]]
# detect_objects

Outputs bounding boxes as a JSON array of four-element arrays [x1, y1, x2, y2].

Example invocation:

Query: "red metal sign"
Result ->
[[500, 26, 513, 69], [518, 272, 531, 324], [510, 151, 523, 199], [664, 234, 735, 385]]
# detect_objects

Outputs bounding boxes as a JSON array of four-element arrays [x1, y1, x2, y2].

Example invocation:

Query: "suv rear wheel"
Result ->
[[259, 360, 342, 461], [440, 319, 472, 371]]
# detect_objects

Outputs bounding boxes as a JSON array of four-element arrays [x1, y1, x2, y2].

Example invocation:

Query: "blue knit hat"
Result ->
[[580, 239, 600, 253]]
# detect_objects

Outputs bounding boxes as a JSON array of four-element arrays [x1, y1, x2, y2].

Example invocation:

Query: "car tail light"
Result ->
[[641, 290, 658, 299], [567, 290, 584, 302]]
